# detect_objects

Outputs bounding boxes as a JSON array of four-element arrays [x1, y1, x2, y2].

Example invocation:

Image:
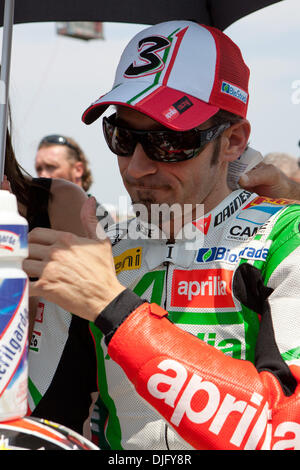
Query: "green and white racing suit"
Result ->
[[28, 189, 300, 450]]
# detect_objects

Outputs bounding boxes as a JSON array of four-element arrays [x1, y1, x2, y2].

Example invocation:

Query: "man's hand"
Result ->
[[239, 162, 300, 200], [23, 198, 125, 322], [1, 175, 12, 192]]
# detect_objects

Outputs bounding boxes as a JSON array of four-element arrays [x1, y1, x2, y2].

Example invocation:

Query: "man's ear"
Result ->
[[73, 161, 84, 178], [220, 119, 251, 162]]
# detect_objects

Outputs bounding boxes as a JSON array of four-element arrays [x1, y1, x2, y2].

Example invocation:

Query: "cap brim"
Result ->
[[82, 82, 219, 131]]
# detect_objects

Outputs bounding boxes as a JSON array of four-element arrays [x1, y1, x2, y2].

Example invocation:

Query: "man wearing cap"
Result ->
[[25, 21, 300, 450]]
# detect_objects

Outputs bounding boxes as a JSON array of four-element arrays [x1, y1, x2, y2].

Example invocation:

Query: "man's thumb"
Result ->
[[80, 197, 106, 241]]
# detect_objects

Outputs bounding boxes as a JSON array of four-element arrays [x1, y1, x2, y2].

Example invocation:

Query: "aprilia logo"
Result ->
[[147, 359, 266, 448], [163, 106, 180, 121], [171, 269, 234, 308], [147, 359, 300, 449]]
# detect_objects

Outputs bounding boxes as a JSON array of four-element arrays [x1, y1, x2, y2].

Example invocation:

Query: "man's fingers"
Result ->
[[81, 197, 98, 240], [28, 242, 52, 261], [23, 259, 45, 279], [28, 227, 64, 245], [81, 197, 108, 242], [239, 163, 266, 187], [29, 281, 40, 297], [1, 175, 12, 192], [29, 278, 52, 298]]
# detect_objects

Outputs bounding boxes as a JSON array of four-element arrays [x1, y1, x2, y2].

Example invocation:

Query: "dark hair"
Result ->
[[209, 109, 244, 127], [4, 106, 51, 211], [208, 110, 247, 165], [4, 129, 31, 207], [38, 136, 93, 191]]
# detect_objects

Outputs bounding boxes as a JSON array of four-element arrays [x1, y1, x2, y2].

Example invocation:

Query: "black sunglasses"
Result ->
[[39, 134, 79, 156], [102, 113, 230, 163]]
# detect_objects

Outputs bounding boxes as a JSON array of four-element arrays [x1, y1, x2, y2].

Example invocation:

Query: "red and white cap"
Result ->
[[82, 20, 250, 131]]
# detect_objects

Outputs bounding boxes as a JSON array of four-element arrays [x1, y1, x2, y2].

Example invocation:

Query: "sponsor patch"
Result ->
[[239, 243, 270, 261], [237, 196, 299, 225], [221, 81, 248, 104], [243, 196, 299, 208], [163, 96, 193, 121], [173, 96, 193, 114], [163, 105, 180, 121], [214, 191, 251, 227], [226, 224, 259, 241], [35, 302, 44, 323], [192, 214, 211, 235], [114, 247, 142, 275], [236, 202, 284, 225], [195, 244, 269, 264], [171, 268, 235, 308], [29, 330, 42, 353]]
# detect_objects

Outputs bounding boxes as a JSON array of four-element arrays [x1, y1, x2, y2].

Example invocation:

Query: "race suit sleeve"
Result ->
[[95, 220, 300, 452], [95, 290, 300, 450]]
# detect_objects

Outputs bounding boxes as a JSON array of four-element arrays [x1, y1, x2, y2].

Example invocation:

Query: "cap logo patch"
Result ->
[[221, 81, 248, 104], [173, 96, 193, 114], [124, 35, 171, 78], [163, 96, 193, 121]]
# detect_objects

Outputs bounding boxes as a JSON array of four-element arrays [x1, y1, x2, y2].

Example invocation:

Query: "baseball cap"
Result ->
[[82, 20, 250, 131]]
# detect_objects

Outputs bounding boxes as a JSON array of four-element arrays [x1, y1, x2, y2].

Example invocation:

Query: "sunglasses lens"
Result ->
[[103, 119, 136, 157], [140, 131, 200, 162]]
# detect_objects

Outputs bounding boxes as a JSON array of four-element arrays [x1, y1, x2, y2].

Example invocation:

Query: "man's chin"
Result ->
[[131, 199, 155, 223]]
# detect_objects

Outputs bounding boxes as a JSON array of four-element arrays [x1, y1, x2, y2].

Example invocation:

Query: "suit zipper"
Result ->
[[163, 244, 173, 450]]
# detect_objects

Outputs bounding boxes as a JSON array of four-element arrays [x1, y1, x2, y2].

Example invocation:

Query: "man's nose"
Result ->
[[38, 169, 50, 178], [125, 143, 158, 179]]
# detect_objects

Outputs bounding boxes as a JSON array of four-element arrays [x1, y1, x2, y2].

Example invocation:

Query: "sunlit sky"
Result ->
[[1, 0, 300, 208]]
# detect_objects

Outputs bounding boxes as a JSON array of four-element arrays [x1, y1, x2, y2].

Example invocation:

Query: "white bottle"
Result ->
[[0, 190, 28, 421]]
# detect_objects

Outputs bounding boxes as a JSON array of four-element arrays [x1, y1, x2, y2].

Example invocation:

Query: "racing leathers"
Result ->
[[28, 189, 300, 450]]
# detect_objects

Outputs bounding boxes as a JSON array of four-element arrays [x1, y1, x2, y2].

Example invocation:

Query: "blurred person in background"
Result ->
[[35, 134, 93, 192], [263, 152, 300, 183], [35, 134, 115, 228]]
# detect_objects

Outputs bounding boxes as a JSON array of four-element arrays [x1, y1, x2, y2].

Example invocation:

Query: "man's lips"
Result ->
[[124, 179, 171, 191], [131, 185, 166, 190]]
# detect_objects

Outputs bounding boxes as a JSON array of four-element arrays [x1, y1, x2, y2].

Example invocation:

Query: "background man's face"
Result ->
[[35, 145, 80, 184]]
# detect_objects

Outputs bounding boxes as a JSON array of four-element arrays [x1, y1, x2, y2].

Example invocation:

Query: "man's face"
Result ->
[[35, 145, 79, 184], [116, 107, 229, 219]]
